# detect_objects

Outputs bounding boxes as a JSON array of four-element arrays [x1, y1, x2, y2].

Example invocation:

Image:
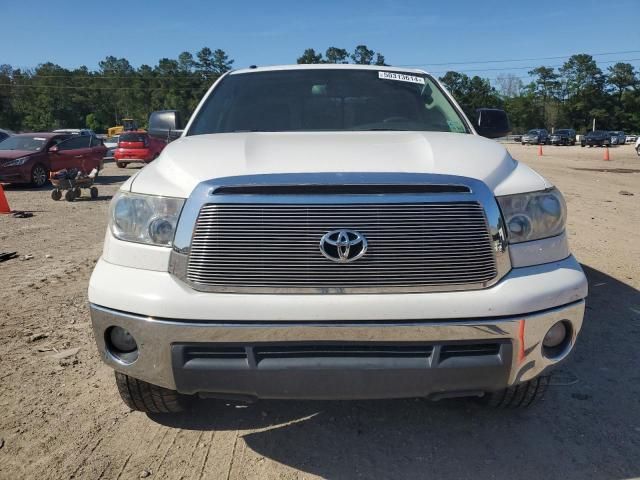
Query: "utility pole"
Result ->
[[592, 118, 596, 132]]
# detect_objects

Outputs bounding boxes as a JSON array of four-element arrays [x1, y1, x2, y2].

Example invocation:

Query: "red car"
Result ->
[[0, 133, 106, 187], [114, 131, 166, 168]]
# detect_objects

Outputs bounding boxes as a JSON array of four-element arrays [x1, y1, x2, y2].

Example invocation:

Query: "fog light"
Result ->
[[109, 326, 137, 353], [543, 322, 568, 348]]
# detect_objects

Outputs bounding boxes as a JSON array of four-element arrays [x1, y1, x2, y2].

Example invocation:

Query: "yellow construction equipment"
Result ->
[[107, 119, 141, 138]]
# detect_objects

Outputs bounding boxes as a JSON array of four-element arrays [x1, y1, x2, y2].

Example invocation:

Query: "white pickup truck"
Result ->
[[89, 64, 587, 412]]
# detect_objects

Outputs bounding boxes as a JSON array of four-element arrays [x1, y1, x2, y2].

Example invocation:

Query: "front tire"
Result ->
[[116, 162, 126, 169], [114, 372, 187, 413], [31, 164, 48, 188], [479, 375, 549, 408]]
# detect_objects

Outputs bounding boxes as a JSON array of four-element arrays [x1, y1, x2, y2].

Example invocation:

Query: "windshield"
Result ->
[[528, 129, 540, 134], [0, 135, 47, 151], [188, 69, 469, 135]]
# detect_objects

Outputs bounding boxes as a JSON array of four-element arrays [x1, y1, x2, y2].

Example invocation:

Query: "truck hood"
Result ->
[[128, 131, 550, 197]]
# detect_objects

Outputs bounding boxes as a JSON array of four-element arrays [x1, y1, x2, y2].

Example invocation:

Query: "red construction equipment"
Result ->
[[603, 147, 610, 161], [0, 184, 11, 213]]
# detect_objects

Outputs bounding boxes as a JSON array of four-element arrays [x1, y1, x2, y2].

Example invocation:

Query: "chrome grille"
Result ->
[[186, 203, 498, 292]]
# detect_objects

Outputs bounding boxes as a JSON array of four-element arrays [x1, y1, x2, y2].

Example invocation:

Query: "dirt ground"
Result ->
[[0, 143, 639, 480]]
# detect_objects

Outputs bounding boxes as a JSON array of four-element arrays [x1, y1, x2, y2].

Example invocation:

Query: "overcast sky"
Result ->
[[2, 0, 639, 81]]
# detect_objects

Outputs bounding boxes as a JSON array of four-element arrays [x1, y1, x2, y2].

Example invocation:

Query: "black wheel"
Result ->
[[116, 162, 126, 168], [114, 371, 188, 413], [90, 186, 98, 199], [74, 187, 82, 197], [521, 142, 525, 146], [31, 164, 48, 188], [479, 375, 549, 408], [51, 189, 62, 201], [64, 189, 76, 202]]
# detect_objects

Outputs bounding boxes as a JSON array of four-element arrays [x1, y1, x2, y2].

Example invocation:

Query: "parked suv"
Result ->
[[521, 129, 550, 145], [89, 65, 587, 413], [581, 130, 611, 147], [0, 133, 105, 186], [549, 129, 576, 146], [114, 131, 166, 168]]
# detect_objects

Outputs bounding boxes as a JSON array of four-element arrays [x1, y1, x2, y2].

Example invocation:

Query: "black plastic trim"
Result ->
[[171, 341, 511, 399]]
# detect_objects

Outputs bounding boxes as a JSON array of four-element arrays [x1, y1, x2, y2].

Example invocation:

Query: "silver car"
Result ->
[[521, 129, 550, 145]]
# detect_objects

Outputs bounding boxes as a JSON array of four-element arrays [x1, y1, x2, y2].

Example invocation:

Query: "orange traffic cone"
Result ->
[[603, 147, 610, 161], [538, 144, 543, 157], [0, 184, 11, 214]]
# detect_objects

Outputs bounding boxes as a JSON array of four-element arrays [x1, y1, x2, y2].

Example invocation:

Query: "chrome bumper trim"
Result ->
[[91, 300, 585, 392]]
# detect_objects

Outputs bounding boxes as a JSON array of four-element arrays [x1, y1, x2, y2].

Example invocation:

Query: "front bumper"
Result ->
[[90, 298, 585, 399], [0, 164, 30, 183]]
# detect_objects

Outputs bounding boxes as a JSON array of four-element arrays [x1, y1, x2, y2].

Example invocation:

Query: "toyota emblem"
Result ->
[[319, 229, 368, 263]]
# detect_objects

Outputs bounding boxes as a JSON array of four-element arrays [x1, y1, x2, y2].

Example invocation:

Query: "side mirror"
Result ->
[[49, 145, 59, 153], [475, 108, 511, 139], [148, 110, 184, 142]]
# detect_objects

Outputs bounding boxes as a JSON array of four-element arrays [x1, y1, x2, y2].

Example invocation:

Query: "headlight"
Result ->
[[497, 188, 566, 243], [4, 156, 30, 166], [109, 191, 185, 246]]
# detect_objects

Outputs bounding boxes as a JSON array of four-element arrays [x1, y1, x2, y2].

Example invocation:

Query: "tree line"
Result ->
[[0, 47, 233, 133], [439, 54, 640, 134], [1, 47, 638, 135]]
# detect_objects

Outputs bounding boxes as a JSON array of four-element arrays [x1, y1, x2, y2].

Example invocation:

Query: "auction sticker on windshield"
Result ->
[[378, 71, 425, 84]]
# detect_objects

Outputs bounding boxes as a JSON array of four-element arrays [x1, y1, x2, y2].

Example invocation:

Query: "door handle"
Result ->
[[74, 155, 84, 158]]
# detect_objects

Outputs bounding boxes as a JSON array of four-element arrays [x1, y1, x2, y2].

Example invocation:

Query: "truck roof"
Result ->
[[230, 64, 429, 76]]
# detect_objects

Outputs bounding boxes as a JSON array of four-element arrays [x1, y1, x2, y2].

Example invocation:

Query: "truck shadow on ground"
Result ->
[[151, 265, 640, 479], [95, 175, 132, 185]]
